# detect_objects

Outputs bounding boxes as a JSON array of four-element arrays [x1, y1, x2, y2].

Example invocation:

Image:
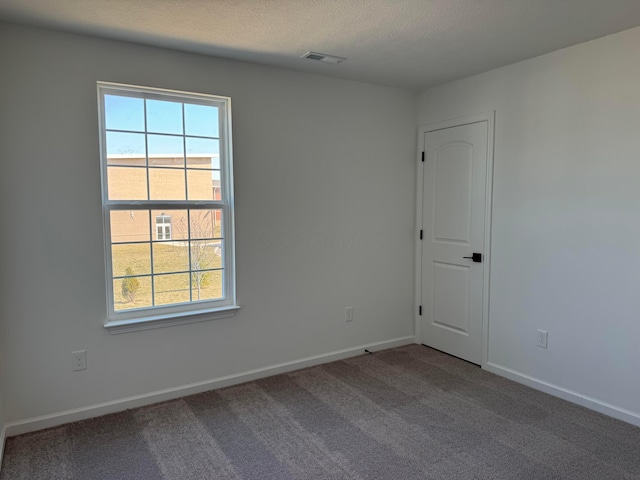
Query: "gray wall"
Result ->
[[419, 26, 640, 423], [0, 23, 417, 424]]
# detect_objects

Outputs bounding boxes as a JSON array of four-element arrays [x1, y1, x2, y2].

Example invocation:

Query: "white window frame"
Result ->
[[155, 214, 172, 241], [97, 82, 239, 334]]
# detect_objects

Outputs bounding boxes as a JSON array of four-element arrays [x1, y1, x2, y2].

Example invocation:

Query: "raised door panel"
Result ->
[[432, 262, 471, 335], [434, 142, 473, 245]]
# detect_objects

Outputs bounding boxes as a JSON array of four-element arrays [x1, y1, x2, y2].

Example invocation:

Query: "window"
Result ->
[[155, 215, 172, 240], [98, 82, 238, 332]]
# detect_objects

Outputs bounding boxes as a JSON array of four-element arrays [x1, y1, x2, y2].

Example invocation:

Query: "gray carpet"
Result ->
[[2, 345, 639, 479]]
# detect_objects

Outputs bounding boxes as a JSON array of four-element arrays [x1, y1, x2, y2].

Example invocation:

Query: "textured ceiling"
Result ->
[[2, 0, 640, 90]]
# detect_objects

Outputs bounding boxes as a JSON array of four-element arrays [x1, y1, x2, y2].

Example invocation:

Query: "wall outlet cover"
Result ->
[[72, 350, 87, 371], [345, 307, 354, 322], [536, 330, 548, 349]]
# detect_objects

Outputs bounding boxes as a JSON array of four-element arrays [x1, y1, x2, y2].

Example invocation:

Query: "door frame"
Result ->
[[415, 111, 495, 368]]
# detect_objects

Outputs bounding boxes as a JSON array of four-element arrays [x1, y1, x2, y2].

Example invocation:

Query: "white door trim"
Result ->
[[415, 111, 495, 368]]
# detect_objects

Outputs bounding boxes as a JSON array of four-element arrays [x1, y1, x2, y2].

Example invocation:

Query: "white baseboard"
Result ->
[[485, 362, 640, 428], [4, 336, 416, 438]]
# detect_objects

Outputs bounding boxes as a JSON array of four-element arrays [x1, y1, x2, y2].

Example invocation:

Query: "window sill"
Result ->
[[104, 305, 241, 334]]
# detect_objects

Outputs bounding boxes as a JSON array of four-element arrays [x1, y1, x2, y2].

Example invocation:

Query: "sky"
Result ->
[[104, 95, 220, 163]]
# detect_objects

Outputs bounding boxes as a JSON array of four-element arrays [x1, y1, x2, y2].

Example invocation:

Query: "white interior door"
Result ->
[[420, 121, 488, 365]]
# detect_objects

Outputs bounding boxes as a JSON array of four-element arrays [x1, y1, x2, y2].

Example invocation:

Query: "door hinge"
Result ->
[[419, 305, 422, 316], [421, 151, 425, 162], [419, 229, 423, 240]]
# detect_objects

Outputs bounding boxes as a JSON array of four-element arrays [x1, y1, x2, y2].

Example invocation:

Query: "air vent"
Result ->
[[301, 51, 346, 64]]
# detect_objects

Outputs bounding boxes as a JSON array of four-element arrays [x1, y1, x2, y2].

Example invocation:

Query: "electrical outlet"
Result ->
[[72, 350, 87, 371], [345, 307, 354, 322], [536, 330, 548, 349]]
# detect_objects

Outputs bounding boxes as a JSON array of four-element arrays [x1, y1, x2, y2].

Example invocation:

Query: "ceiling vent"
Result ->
[[301, 51, 346, 64]]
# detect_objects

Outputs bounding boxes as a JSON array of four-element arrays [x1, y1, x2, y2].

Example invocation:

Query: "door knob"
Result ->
[[463, 253, 482, 263]]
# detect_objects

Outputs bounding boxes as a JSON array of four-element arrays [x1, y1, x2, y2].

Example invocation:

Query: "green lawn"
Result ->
[[112, 242, 223, 310]]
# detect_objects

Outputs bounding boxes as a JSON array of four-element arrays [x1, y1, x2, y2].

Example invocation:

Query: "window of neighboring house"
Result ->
[[98, 82, 239, 332], [155, 214, 172, 240]]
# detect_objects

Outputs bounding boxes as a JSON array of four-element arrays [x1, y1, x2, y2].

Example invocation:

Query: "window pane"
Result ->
[[105, 95, 144, 132], [148, 134, 185, 167], [187, 169, 219, 200], [189, 209, 222, 239], [154, 273, 190, 306], [106, 132, 146, 165], [149, 168, 186, 200], [151, 210, 188, 240], [191, 270, 223, 302], [146, 99, 183, 134], [110, 210, 150, 243], [152, 242, 189, 274], [112, 243, 151, 277], [114, 276, 152, 311], [190, 240, 223, 271], [184, 103, 219, 137], [186, 138, 219, 169], [107, 167, 148, 200]]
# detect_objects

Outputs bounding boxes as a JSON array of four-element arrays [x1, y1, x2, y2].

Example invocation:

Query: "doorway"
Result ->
[[417, 113, 494, 365]]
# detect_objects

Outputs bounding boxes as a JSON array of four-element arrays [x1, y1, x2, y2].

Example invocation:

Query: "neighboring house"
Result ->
[[108, 153, 222, 243]]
